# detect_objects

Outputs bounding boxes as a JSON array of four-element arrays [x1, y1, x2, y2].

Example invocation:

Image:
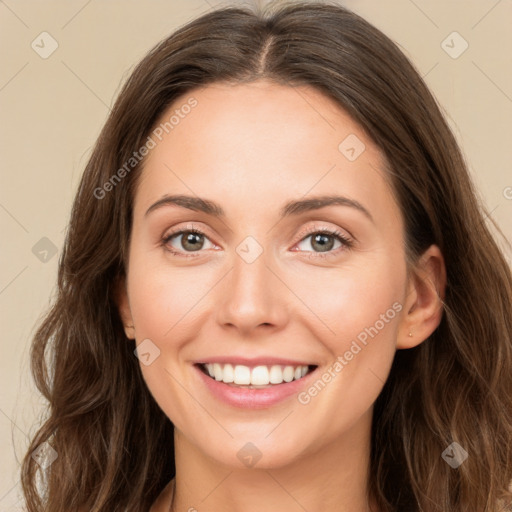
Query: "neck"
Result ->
[[168, 406, 376, 512]]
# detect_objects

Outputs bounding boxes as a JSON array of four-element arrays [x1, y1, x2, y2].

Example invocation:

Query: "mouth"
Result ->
[[195, 362, 318, 389]]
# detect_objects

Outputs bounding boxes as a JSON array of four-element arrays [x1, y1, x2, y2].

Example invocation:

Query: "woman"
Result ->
[[21, 1, 512, 511]]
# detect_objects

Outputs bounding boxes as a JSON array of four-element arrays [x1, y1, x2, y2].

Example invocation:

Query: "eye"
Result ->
[[162, 227, 216, 257], [161, 224, 354, 259], [294, 227, 353, 258]]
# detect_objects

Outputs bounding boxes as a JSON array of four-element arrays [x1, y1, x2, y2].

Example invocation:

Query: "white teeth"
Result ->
[[269, 365, 283, 384], [234, 365, 251, 384], [282, 366, 294, 382], [222, 363, 234, 383], [251, 365, 269, 385], [203, 363, 312, 386], [213, 363, 222, 381]]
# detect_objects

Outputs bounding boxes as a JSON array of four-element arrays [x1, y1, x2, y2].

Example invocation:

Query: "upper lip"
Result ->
[[194, 356, 317, 367]]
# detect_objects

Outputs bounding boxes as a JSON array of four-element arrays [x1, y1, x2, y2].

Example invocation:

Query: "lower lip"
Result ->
[[194, 364, 318, 409]]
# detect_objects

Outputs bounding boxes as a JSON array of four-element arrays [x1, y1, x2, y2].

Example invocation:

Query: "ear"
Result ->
[[397, 244, 446, 349], [113, 274, 136, 340]]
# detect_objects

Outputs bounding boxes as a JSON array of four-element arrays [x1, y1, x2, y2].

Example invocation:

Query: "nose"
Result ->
[[215, 249, 290, 336]]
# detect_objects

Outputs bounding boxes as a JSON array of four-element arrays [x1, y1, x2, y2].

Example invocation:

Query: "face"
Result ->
[[117, 80, 425, 469]]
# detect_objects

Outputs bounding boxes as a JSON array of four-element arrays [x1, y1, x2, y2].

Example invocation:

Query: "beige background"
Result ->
[[1, 0, 511, 507]]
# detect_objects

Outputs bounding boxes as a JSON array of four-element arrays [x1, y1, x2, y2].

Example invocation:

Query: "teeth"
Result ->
[[213, 363, 222, 381], [234, 365, 251, 384], [222, 363, 234, 383], [251, 366, 269, 385], [203, 363, 312, 386], [282, 366, 294, 382], [269, 365, 283, 384]]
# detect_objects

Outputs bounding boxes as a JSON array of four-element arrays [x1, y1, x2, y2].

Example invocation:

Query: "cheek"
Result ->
[[126, 257, 216, 426], [286, 255, 405, 344], [127, 254, 216, 339], [285, 254, 405, 410]]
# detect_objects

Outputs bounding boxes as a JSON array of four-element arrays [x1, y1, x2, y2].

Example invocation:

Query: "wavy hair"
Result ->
[[21, 1, 512, 511]]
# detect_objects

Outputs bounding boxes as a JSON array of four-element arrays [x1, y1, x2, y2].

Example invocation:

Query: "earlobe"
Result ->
[[113, 275, 136, 340], [397, 245, 446, 349]]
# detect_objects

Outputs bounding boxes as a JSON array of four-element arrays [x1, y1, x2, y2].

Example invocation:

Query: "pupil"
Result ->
[[183, 232, 203, 251], [313, 234, 333, 252]]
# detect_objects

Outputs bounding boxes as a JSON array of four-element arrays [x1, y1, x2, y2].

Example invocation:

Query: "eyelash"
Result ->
[[161, 225, 354, 259]]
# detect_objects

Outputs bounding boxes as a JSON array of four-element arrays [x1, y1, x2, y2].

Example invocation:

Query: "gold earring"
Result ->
[[408, 332, 413, 337]]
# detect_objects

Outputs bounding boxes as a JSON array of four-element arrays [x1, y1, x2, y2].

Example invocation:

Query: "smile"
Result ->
[[197, 362, 317, 388], [194, 361, 320, 409]]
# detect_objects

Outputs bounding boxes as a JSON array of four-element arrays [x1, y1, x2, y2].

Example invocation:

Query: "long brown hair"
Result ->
[[21, 1, 512, 511]]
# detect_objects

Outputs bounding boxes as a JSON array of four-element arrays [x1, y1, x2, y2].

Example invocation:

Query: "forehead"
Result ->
[[134, 80, 400, 228]]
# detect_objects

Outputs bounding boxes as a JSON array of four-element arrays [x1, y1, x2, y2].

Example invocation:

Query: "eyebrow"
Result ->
[[144, 194, 374, 223]]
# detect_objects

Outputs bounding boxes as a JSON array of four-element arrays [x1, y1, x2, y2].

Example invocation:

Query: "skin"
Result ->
[[116, 79, 446, 512]]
